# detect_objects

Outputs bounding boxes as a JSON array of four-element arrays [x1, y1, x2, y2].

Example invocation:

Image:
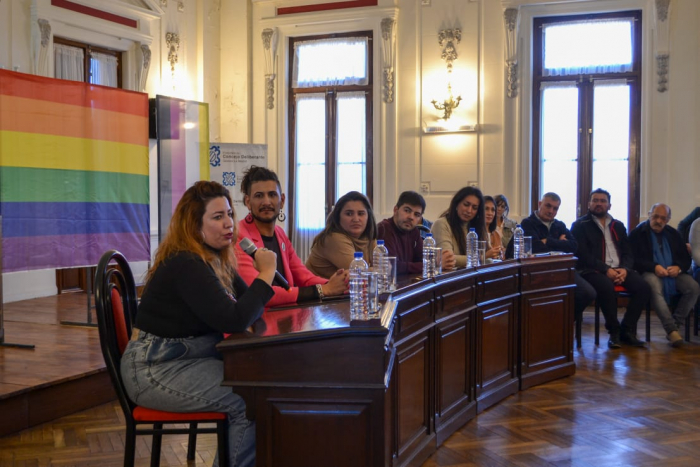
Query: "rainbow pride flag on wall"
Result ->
[[0, 70, 150, 272]]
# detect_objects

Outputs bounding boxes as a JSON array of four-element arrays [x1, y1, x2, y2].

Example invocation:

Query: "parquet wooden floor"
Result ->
[[2, 307, 700, 466]]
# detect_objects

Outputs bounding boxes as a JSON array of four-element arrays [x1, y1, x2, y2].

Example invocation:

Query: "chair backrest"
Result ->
[[95, 250, 140, 419]]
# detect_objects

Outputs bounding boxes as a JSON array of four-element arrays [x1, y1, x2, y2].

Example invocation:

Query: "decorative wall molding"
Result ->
[[30, 2, 51, 77], [262, 27, 278, 109], [654, 0, 671, 92], [166, 32, 180, 83], [137, 43, 151, 92], [178, 1, 184, 12], [380, 17, 396, 104], [504, 7, 519, 98], [437, 28, 461, 73]]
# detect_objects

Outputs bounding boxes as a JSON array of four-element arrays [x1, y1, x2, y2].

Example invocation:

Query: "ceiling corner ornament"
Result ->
[[166, 32, 180, 85], [656, 53, 669, 92], [381, 17, 396, 104], [504, 8, 519, 98], [437, 28, 461, 73], [262, 28, 279, 110], [38, 19, 51, 47], [655, 0, 670, 22]]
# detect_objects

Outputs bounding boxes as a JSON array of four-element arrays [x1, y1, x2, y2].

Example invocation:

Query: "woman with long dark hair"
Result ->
[[431, 186, 487, 267], [306, 191, 378, 278], [494, 193, 517, 248], [484, 195, 505, 260]]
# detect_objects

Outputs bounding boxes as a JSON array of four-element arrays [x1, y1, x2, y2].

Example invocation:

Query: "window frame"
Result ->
[[53, 36, 123, 88], [287, 30, 374, 236], [531, 10, 642, 227]]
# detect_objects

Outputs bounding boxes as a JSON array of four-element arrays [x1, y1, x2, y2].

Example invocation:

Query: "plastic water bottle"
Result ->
[[349, 252, 369, 316], [466, 227, 479, 267], [373, 240, 389, 292], [513, 224, 524, 259], [423, 234, 436, 278]]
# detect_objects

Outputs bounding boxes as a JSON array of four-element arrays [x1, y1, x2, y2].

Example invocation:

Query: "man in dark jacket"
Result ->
[[510, 192, 596, 327], [571, 188, 651, 349], [629, 203, 700, 347]]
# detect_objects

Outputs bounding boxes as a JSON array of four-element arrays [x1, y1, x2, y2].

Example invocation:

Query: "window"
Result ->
[[54, 37, 122, 88], [289, 32, 373, 260], [532, 11, 641, 228]]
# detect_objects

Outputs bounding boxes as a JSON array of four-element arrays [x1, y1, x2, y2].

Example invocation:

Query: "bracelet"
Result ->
[[316, 283, 325, 300]]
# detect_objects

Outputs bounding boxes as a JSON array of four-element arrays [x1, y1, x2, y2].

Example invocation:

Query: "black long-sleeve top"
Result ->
[[136, 251, 274, 338]]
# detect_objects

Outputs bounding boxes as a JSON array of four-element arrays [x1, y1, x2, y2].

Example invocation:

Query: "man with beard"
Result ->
[[377, 191, 456, 274], [571, 188, 651, 349], [629, 203, 700, 347], [235, 166, 348, 307]]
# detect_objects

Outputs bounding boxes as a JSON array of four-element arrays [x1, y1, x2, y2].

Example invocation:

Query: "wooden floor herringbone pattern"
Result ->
[[2, 308, 700, 466]]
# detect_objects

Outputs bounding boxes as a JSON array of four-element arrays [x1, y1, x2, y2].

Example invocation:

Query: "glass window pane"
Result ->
[[294, 37, 368, 87], [592, 160, 628, 224], [336, 93, 366, 164], [541, 85, 579, 163], [543, 19, 633, 75], [336, 164, 364, 200], [295, 94, 326, 230], [592, 83, 630, 161], [542, 161, 578, 228]]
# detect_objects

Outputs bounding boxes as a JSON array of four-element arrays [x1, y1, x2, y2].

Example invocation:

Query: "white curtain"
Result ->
[[292, 37, 368, 88], [90, 51, 118, 87], [292, 93, 327, 262], [54, 43, 84, 82], [543, 18, 634, 76]]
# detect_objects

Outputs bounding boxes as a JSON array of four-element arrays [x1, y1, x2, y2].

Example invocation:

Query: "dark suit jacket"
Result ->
[[570, 213, 634, 274], [628, 220, 691, 274], [506, 212, 577, 258]]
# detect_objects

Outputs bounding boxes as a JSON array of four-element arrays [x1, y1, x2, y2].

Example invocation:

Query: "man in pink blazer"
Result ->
[[235, 166, 347, 308]]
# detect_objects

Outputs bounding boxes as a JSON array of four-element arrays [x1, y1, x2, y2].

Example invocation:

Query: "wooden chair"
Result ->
[[94, 250, 229, 467]]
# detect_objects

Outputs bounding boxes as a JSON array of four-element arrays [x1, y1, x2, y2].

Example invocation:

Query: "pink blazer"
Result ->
[[235, 220, 326, 307]]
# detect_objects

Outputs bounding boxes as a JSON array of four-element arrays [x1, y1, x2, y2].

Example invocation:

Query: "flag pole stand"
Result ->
[[0, 214, 35, 349], [59, 266, 98, 328]]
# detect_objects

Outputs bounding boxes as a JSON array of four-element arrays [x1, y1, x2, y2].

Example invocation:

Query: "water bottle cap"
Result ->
[[426, 233, 432, 237], [377, 239, 384, 245], [354, 252, 363, 258], [469, 227, 476, 232], [516, 224, 521, 228]]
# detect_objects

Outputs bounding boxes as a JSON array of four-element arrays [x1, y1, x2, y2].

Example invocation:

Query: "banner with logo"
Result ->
[[208, 143, 267, 210]]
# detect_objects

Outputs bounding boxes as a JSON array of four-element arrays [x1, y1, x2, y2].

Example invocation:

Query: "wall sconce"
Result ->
[[431, 28, 462, 121], [166, 32, 180, 89], [262, 28, 278, 110], [381, 18, 396, 104]]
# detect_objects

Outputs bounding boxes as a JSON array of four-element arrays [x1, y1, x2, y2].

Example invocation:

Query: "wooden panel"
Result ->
[[267, 399, 374, 467], [476, 267, 519, 305], [520, 256, 575, 292], [520, 291, 575, 390], [393, 290, 434, 341], [476, 299, 518, 412], [395, 330, 434, 466], [434, 311, 476, 445]]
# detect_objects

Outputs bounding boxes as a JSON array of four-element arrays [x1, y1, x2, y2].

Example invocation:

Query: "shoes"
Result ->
[[608, 335, 622, 349], [620, 333, 646, 347], [667, 330, 683, 348]]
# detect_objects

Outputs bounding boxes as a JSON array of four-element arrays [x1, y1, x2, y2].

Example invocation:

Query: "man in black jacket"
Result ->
[[512, 192, 596, 327], [629, 203, 700, 347], [571, 189, 650, 349]]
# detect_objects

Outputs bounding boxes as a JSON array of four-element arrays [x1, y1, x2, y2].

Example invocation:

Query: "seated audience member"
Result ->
[[509, 192, 597, 326], [377, 190, 456, 274], [629, 203, 700, 347], [306, 191, 377, 278], [677, 206, 700, 247], [692, 217, 700, 281], [494, 194, 517, 248], [571, 188, 650, 349], [431, 186, 487, 268], [483, 195, 505, 260], [122, 181, 275, 467], [235, 166, 347, 307]]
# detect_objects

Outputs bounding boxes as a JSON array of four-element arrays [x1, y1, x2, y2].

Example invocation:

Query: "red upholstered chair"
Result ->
[[95, 250, 229, 467]]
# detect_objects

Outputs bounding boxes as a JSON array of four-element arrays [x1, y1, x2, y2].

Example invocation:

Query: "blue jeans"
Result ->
[[121, 331, 255, 467], [642, 272, 700, 334]]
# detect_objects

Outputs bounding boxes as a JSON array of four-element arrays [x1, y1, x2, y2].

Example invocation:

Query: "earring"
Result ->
[[201, 231, 206, 240], [278, 209, 286, 222], [245, 213, 254, 223]]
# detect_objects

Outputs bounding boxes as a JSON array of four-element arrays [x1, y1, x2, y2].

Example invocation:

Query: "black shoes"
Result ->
[[620, 332, 646, 347], [608, 335, 622, 349]]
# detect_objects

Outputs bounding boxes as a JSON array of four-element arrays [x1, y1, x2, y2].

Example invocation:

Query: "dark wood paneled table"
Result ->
[[217, 255, 576, 467]]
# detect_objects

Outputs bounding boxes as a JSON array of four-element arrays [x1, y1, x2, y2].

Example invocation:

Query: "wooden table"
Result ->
[[217, 255, 576, 467]]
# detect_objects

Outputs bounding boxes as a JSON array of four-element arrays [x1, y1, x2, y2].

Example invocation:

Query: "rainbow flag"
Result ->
[[0, 70, 150, 272], [153, 95, 209, 242]]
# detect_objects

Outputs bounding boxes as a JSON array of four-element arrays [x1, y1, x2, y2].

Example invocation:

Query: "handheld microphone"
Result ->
[[239, 237, 290, 290]]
